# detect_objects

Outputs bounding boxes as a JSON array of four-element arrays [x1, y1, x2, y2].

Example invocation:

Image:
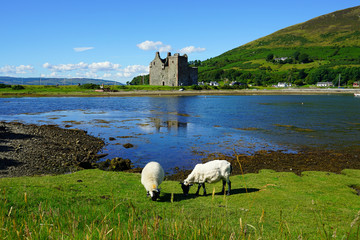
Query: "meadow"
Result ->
[[0, 168, 359, 239], [0, 84, 191, 96]]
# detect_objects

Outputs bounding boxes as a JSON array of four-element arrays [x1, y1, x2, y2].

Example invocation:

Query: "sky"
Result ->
[[0, 0, 359, 84]]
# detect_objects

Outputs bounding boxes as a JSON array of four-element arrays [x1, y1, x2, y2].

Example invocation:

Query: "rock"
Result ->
[[123, 143, 134, 148], [95, 157, 133, 171]]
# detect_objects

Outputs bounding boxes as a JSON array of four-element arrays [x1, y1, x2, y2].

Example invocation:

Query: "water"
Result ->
[[1, 95, 360, 173]]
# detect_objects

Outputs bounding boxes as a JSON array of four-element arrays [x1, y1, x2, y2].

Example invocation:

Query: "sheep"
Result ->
[[141, 161, 165, 201], [180, 160, 232, 196]]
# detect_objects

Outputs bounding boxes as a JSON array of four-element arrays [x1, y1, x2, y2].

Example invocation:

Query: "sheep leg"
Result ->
[[227, 179, 231, 195], [221, 180, 226, 194], [202, 183, 207, 195], [195, 184, 202, 195]]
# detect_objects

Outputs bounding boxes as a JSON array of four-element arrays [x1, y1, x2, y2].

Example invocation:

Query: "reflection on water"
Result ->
[[146, 118, 188, 133], [1, 95, 360, 173]]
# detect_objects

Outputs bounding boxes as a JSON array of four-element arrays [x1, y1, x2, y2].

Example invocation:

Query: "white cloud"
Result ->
[[76, 72, 99, 79], [117, 65, 149, 78], [42, 61, 148, 82], [102, 73, 112, 79], [88, 61, 121, 72], [73, 47, 94, 52], [43, 62, 86, 72], [137, 40, 172, 52], [43, 61, 121, 72], [178, 46, 206, 55], [0, 65, 34, 74]]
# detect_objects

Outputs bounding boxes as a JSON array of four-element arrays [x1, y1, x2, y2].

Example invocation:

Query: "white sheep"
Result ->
[[180, 160, 232, 196], [141, 161, 165, 201]]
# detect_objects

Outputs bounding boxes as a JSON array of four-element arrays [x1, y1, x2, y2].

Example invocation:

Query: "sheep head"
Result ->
[[150, 189, 160, 201], [180, 182, 193, 196]]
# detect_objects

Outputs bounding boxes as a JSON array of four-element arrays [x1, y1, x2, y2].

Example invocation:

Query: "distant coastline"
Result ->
[[1, 88, 359, 98]]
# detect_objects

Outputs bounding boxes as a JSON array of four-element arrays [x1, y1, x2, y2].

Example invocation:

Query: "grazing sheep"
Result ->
[[180, 160, 232, 196], [141, 161, 165, 201]]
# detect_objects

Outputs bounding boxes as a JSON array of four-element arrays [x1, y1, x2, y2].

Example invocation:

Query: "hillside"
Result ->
[[0, 76, 120, 86], [247, 6, 360, 48], [197, 6, 360, 86]]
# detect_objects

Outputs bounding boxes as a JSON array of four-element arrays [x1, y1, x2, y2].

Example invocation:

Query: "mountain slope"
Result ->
[[246, 6, 360, 48], [197, 6, 360, 86]]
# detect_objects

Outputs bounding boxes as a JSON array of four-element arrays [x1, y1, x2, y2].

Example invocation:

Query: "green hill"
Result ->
[[247, 6, 360, 48], [197, 6, 360, 86]]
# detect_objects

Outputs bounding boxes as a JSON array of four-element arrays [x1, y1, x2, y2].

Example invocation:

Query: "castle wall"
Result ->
[[189, 67, 198, 85], [167, 55, 179, 86], [149, 52, 197, 86], [149, 52, 167, 86]]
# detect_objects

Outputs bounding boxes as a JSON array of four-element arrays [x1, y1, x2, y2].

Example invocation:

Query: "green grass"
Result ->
[[0, 85, 98, 96], [0, 169, 359, 239], [0, 85, 187, 96], [242, 59, 330, 71]]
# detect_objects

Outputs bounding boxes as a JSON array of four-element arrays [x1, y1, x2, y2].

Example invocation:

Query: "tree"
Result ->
[[294, 79, 304, 86], [298, 69, 307, 79], [189, 60, 202, 67], [299, 53, 311, 63], [266, 53, 274, 62], [293, 51, 300, 61], [129, 75, 149, 85]]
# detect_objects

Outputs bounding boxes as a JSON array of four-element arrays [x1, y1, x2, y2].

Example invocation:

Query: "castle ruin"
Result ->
[[149, 52, 198, 86]]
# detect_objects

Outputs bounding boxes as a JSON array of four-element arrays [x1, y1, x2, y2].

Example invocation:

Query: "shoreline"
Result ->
[[2, 121, 360, 180], [1, 88, 359, 98]]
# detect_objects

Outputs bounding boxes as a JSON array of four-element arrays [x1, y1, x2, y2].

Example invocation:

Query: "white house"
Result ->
[[209, 81, 219, 86], [316, 82, 333, 87], [274, 57, 289, 62], [277, 82, 292, 88]]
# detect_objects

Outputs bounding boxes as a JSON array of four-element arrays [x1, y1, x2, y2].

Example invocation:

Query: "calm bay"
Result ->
[[1, 95, 360, 173]]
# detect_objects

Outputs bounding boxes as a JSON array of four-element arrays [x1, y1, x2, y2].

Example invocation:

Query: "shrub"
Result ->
[[79, 83, 100, 89], [220, 84, 233, 89], [294, 80, 305, 86], [11, 85, 25, 90], [191, 85, 203, 90], [0, 84, 11, 88]]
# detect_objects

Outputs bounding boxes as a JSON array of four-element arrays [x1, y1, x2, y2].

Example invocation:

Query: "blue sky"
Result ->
[[1, 0, 359, 84]]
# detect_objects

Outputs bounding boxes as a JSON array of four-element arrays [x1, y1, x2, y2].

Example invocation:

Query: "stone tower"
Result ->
[[149, 52, 198, 86]]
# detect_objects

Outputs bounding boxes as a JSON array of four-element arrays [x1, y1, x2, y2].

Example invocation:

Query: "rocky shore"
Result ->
[[167, 147, 360, 180], [0, 122, 105, 178], [1, 121, 360, 179]]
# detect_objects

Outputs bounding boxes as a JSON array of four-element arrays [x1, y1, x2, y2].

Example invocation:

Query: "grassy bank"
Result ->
[[0, 85, 184, 96], [0, 169, 359, 239], [1, 84, 359, 98]]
